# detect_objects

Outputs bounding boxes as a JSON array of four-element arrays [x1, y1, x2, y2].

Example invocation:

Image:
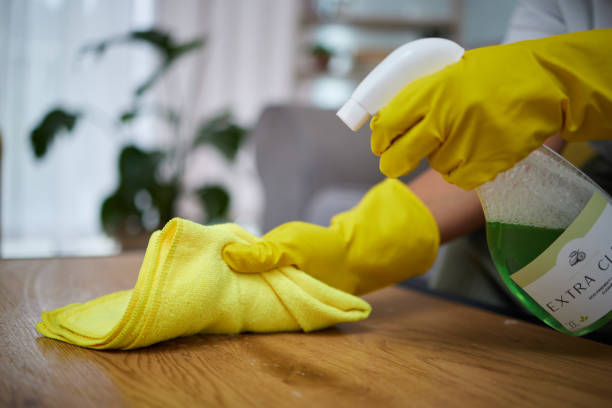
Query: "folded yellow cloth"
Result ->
[[36, 218, 371, 350]]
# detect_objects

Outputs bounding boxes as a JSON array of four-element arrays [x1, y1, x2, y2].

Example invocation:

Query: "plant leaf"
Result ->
[[30, 108, 80, 158], [135, 62, 170, 97], [149, 182, 179, 226], [194, 112, 247, 161], [168, 38, 206, 60], [196, 184, 230, 223], [119, 109, 139, 123], [129, 30, 172, 53], [129, 29, 205, 62], [101, 188, 141, 235], [117, 145, 163, 192]]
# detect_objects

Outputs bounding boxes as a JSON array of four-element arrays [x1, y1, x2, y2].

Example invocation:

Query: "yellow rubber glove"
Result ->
[[371, 29, 612, 190], [223, 179, 440, 296], [36, 219, 371, 350]]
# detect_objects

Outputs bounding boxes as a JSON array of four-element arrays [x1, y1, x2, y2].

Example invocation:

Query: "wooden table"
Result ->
[[1, 253, 612, 407]]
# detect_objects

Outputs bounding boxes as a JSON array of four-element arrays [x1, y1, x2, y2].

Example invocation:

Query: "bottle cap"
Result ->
[[336, 98, 369, 131]]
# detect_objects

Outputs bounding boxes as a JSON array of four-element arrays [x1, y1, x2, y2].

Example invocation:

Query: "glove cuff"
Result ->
[[387, 178, 440, 272], [335, 178, 440, 295]]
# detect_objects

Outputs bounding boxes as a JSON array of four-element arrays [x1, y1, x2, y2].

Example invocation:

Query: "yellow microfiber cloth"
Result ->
[[36, 218, 371, 350]]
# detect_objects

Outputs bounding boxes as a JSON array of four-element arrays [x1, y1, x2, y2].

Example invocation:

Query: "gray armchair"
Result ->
[[250, 105, 382, 231]]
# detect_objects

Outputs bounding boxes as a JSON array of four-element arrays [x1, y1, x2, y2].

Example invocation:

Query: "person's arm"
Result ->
[[409, 168, 482, 244]]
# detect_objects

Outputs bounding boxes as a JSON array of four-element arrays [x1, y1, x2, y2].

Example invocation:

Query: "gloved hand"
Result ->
[[371, 29, 612, 190], [223, 178, 439, 295]]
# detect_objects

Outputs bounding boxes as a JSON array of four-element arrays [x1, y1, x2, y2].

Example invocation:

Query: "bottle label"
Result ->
[[511, 191, 612, 332]]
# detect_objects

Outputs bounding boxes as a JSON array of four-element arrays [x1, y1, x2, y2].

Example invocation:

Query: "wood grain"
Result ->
[[1, 253, 612, 407]]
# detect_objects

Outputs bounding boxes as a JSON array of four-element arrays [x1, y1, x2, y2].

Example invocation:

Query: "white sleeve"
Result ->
[[503, 0, 569, 43]]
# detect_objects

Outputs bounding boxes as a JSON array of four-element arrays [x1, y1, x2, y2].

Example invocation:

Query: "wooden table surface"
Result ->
[[1, 252, 612, 407]]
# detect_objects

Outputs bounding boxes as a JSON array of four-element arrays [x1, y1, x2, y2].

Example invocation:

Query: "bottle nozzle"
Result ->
[[336, 38, 464, 133], [336, 98, 369, 131]]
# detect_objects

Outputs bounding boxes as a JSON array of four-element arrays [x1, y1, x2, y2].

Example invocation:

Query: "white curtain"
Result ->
[[154, 0, 299, 235], [1, 0, 299, 257]]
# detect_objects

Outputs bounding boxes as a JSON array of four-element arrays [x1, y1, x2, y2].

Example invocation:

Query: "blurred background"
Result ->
[[0, 0, 517, 258]]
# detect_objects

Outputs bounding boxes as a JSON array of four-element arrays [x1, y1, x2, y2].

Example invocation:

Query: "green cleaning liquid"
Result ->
[[486, 222, 567, 332], [487, 218, 612, 336]]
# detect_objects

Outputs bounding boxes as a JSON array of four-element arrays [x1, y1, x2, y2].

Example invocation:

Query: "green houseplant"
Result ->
[[310, 43, 333, 71], [30, 29, 247, 248]]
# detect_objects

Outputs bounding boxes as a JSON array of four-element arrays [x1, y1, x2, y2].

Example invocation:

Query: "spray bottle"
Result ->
[[337, 38, 612, 336]]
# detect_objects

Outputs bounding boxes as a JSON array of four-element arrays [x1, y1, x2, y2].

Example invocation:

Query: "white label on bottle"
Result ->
[[511, 192, 612, 332]]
